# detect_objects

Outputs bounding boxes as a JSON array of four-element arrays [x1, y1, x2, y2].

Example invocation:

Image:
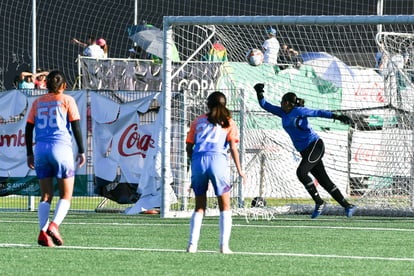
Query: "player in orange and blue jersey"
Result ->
[[185, 91, 247, 254], [25, 70, 85, 247]]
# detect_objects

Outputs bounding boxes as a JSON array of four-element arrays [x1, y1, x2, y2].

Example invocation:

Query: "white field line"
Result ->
[[0, 243, 414, 262], [1, 219, 414, 232]]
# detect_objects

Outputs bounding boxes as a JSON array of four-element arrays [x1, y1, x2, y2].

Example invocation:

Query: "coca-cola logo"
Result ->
[[354, 83, 384, 102], [354, 144, 380, 163], [118, 124, 155, 158]]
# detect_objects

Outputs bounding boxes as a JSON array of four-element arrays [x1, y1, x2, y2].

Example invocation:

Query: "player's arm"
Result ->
[[33, 71, 49, 78], [185, 119, 197, 163], [185, 142, 194, 171], [185, 142, 193, 161], [25, 122, 35, 169], [71, 120, 86, 167], [71, 38, 88, 47], [262, 40, 268, 51], [227, 121, 247, 184], [229, 140, 247, 185], [253, 83, 283, 116], [301, 107, 351, 124], [20, 72, 33, 80], [331, 113, 351, 124]]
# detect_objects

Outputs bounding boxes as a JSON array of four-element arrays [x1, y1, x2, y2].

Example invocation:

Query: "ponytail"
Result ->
[[206, 91, 231, 128]]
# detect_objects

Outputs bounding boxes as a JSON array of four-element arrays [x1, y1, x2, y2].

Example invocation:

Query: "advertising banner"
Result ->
[[0, 90, 87, 196]]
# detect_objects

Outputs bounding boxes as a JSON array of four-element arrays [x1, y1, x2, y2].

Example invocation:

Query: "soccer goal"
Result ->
[[160, 15, 414, 219]]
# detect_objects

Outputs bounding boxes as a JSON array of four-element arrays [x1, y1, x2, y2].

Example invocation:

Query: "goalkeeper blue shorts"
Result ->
[[190, 153, 231, 196], [34, 142, 75, 179]]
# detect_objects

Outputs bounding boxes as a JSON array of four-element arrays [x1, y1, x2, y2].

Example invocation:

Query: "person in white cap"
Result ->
[[262, 27, 280, 65]]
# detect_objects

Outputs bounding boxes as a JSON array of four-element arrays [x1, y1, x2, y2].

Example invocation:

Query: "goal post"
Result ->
[[161, 15, 414, 218]]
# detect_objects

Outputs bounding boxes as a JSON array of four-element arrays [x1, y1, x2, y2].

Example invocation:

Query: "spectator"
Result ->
[[71, 36, 104, 58], [97, 38, 108, 58], [405, 43, 414, 81], [19, 70, 49, 89], [375, 45, 384, 68], [387, 49, 406, 79], [288, 48, 302, 68], [262, 27, 280, 65], [128, 47, 138, 58], [278, 45, 302, 69], [128, 46, 151, 59], [387, 48, 407, 104], [375, 43, 388, 76], [34, 69, 49, 89], [18, 72, 35, 89], [278, 44, 290, 69]]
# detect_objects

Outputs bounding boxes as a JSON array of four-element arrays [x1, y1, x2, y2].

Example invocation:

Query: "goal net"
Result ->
[[161, 16, 414, 218]]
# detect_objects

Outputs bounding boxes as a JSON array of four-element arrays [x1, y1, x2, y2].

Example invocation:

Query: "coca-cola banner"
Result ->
[[350, 129, 412, 178], [90, 92, 174, 211]]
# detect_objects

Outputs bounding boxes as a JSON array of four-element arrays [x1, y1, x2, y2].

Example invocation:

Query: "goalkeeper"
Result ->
[[254, 83, 357, 218]]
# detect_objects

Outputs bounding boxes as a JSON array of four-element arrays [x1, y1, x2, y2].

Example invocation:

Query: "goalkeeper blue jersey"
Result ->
[[258, 97, 333, 152]]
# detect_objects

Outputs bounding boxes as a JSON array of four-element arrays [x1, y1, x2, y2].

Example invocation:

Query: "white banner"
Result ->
[[0, 90, 87, 178], [346, 68, 386, 109], [350, 129, 412, 177], [90, 92, 174, 212]]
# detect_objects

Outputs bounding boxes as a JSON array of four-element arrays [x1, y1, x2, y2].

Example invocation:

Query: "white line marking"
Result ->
[[0, 243, 413, 261], [1, 219, 413, 232], [235, 224, 414, 232]]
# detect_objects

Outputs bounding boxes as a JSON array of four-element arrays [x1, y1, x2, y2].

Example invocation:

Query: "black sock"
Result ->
[[329, 187, 351, 208], [304, 182, 324, 205]]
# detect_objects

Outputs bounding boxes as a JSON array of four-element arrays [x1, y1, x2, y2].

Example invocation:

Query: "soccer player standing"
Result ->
[[186, 91, 247, 254], [254, 83, 357, 218], [25, 70, 85, 247]]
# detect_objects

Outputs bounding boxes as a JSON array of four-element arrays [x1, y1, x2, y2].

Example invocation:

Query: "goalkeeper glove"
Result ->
[[254, 83, 265, 100], [332, 113, 351, 124]]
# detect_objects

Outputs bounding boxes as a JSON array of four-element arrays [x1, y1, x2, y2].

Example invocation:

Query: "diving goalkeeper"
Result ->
[[254, 83, 357, 218]]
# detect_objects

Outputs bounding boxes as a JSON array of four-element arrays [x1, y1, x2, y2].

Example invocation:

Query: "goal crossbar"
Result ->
[[165, 15, 414, 26]]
